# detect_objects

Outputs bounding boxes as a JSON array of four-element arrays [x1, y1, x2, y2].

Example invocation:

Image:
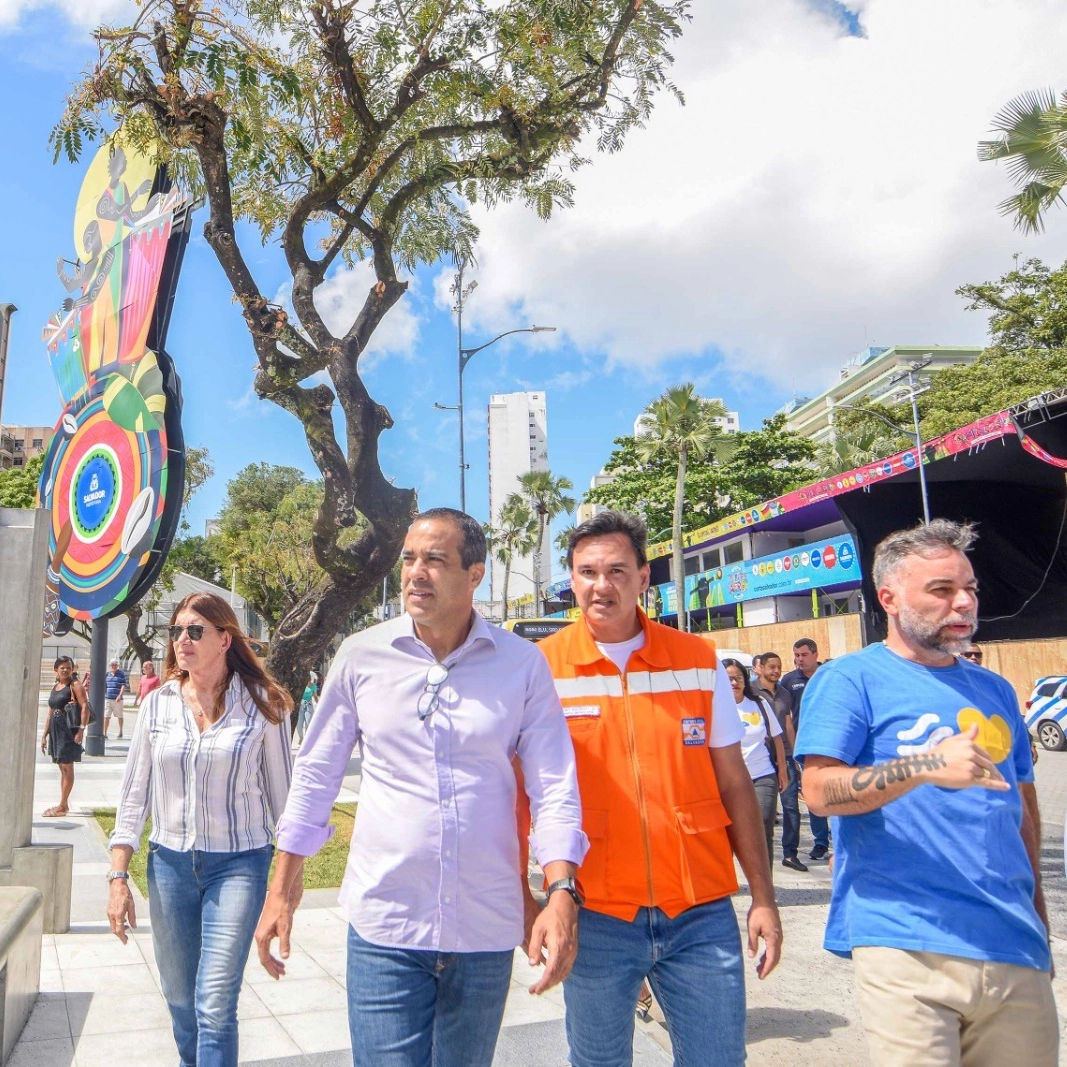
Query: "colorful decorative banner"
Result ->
[[646, 535, 859, 619], [648, 411, 1017, 560], [39, 137, 192, 631], [1016, 427, 1067, 470]]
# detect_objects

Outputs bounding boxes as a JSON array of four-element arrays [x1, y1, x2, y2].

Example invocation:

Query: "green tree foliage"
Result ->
[[53, 0, 690, 689], [911, 257, 1067, 438], [517, 470, 575, 612], [484, 494, 538, 622], [219, 467, 336, 630], [0, 454, 44, 508], [586, 415, 814, 539], [167, 535, 227, 584], [813, 427, 897, 477], [978, 89, 1067, 233], [632, 385, 736, 629]]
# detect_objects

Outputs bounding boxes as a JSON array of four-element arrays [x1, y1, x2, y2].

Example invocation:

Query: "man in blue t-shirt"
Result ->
[[103, 659, 128, 739], [795, 519, 1057, 1066]]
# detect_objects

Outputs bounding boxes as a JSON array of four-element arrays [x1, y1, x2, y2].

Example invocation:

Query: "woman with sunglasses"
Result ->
[[106, 592, 292, 1067], [722, 658, 789, 869], [40, 656, 90, 817]]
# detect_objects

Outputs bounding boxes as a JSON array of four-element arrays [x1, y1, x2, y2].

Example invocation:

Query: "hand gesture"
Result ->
[[255, 874, 303, 980], [525, 895, 578, 995], [107, 880, 136, 944], [747, 902, 783, 980], [927, 724, 1010, 792]]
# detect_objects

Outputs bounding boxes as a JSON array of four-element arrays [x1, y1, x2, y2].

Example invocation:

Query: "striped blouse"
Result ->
[[111, 675, 293, 853]]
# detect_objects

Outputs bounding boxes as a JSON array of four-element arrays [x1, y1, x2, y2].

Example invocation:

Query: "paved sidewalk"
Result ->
[[9, 700, 1067, 1066]]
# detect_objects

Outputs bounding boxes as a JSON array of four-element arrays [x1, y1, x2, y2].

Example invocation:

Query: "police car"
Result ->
[[1024, 676, 1067, 751]]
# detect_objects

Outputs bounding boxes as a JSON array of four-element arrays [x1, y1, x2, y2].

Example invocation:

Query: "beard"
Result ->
[[896, 604, 977, 656]]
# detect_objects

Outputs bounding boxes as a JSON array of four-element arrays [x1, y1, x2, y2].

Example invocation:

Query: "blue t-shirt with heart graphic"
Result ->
[[795, 642, 1049, 971]]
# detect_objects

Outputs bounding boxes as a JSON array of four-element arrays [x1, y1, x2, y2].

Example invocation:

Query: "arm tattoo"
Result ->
[[850, 752, 946, 794], [822, 776, 858, 807]]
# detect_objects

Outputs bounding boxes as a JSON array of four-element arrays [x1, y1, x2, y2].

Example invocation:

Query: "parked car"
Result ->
[[1024, 676, 1067, 751]]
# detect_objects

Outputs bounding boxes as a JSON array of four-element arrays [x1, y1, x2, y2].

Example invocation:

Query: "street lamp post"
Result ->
[[436, 262, 555, 513], [0, 303, 17, 432], [833, 356, 933, 524]]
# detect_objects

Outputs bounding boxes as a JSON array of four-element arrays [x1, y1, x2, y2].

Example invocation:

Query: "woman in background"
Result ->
[[106, 593, 292, 1067], [41, 656, 89, 817], [295, 670, 318, 743], [722, 658, 788, 866]]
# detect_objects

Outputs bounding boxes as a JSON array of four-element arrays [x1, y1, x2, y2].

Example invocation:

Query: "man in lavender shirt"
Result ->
[[255, 508, 588, 1067]]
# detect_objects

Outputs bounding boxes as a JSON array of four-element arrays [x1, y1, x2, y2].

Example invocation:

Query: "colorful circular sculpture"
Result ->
[[40, 136, 190, 631]]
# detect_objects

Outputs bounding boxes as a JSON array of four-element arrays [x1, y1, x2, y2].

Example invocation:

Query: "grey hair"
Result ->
[[872, 519, 978, 589]]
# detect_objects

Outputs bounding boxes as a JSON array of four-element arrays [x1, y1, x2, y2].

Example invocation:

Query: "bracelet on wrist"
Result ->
[[106, 870, 130, 882]]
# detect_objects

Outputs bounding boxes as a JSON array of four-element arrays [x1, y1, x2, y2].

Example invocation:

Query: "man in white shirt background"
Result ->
[[255, 508, 588, 1067]]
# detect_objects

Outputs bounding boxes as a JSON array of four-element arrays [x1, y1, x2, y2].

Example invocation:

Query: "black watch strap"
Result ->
[[545, 876, 584, 907]]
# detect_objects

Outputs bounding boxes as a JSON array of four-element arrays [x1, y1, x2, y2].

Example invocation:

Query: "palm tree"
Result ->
[[634, 384, 737, 632], [978, 88, 1067, 233], [485, 495, 538, 623], [554, 524, 576, 570], [813, 427, 897, 477], [517, 470, 576, 615]]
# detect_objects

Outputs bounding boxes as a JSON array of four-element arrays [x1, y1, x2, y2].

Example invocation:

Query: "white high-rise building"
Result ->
[[487, 391, 548, 603]]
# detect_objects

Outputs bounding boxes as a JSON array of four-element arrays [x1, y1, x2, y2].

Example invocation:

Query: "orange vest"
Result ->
[[538, 611, 738, 921]]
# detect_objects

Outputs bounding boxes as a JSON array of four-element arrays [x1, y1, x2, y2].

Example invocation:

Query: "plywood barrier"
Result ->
[[703, 615, 864, 663], [703, 616, 1067, 707]]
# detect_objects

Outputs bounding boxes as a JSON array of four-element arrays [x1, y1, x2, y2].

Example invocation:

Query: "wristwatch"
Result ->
[[545, 877, 584, 907], [106, 870, 130, 882]]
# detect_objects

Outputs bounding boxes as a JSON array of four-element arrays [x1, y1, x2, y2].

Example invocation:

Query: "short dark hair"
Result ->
[[567, 510, 647, 569], [758, 651, 781, 665], [413, 508, 487, 569], [793, 638, 817, 654]]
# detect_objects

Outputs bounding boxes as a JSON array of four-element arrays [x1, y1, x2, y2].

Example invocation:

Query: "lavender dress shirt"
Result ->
[[276, 612, 588, 953]]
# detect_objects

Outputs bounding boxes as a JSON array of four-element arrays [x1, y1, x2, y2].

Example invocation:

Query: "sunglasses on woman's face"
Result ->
[[168, 624, 223, 643], [961, 651, 983, 662]]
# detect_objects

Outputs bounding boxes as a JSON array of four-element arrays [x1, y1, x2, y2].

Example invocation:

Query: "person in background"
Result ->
[[723, 658, 789, 867], [781, 637, 830, 860], [106, 592, 293, 1067], [754, 651, 807, 873], [41, 656, 90, 817], [295, 671, 318, 743], [136, 660, 161, 704], [103, 658, 128, 739]]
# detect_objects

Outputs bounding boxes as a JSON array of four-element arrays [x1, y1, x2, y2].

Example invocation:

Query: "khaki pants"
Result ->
[[852, 946, 1058, 1067]]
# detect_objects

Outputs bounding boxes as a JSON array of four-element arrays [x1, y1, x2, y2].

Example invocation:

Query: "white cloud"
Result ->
[[453, 0, 1067, 394], [275, 261, 422, 374], [0, 0, 130, 29]]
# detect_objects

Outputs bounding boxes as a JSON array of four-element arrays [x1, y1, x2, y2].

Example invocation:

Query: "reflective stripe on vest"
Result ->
[[554, 667, 716, 701]]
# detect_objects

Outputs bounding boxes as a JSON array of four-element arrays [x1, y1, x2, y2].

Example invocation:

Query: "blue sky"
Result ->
[[3, 0, 1067, 587]]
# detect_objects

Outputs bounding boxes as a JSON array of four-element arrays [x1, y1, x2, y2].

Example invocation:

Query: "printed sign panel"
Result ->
[[646, 535, 859, 618]]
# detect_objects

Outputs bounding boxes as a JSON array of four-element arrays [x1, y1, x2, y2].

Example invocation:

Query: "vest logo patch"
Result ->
[[564, 705, 601, 719], [682, 717, 707, 745]]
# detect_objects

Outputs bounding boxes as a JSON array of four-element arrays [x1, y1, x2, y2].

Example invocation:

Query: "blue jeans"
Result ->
[[564, 899, 746, 1066], [809, 810, 830, 850], [148, 842, 273, 1067], [346, 926, 513, 1067], [781, 758, 801, 859]]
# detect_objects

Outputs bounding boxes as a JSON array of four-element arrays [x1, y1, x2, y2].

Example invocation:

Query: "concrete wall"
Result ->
[[0, 887, 43, 1065], [0, 508, 72, 934]]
